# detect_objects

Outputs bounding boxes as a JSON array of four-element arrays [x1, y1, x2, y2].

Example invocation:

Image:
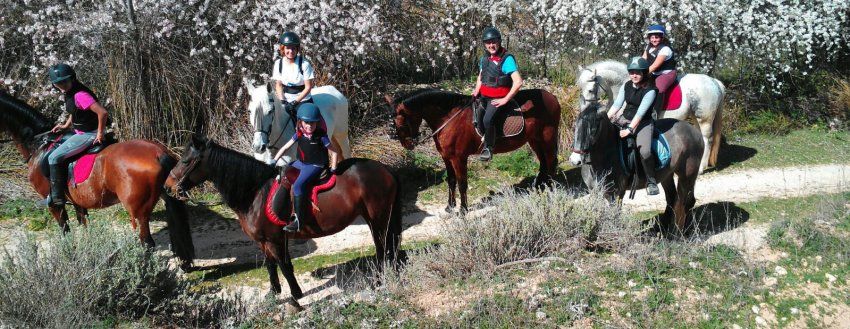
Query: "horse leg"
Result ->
[[269, 239, 303, 307], [696, 116, 714, 174], [49, 206, 70, 233], [262, 243, 282, 295], [450, 157, 469, 212], [528, 139, 556, 187], [673, 173, 699, 235], [660, 177, 677, 230], [442, 158, 457, 212], [73, 204, 88, 226]]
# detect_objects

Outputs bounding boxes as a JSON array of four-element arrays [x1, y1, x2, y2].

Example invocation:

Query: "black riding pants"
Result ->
[[479, 97, 508, 148]]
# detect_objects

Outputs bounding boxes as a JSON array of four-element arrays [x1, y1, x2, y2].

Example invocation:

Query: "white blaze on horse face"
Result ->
[[569, 152, 582, 166]]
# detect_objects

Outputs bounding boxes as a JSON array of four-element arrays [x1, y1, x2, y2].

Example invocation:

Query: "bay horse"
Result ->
[[576, 60, 725, 173], [0, 90, 194, 265], [386, 89, 561, 212], [165, 135, 401, 309], [569, 97, 704, 233]]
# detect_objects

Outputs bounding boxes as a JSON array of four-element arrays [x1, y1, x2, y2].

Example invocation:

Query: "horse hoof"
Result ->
[[285, 298, 304, 314], [444, 205, 454, 213]]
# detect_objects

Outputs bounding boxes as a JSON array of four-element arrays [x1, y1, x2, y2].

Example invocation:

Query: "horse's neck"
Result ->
[[591, 120, 619, 168], [207, 147, 275, 212], [416, 104, 461, 131]]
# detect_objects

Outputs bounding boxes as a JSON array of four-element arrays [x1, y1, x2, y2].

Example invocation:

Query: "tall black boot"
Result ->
[[282, 195, 306, 233], [48, 164, 68, 207], [479, 127, 495, 161], [643, 158, 660, 196]]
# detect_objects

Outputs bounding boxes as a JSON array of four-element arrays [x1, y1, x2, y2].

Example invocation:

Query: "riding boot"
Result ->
[[479, 127, 495, 161], [643, 158, 660, 196], [48, 164, 68, 207], [282, 195, 307, 233]]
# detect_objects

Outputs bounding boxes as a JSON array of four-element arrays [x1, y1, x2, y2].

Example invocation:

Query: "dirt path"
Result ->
[[157, 164, 849, 270]]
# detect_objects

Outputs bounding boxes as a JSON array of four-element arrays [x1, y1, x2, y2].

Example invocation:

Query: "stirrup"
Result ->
[[36, 196, 52, 208], [282, 218, 301, 233], [646, 183, 660, 196], [478, 148, 492, 161]]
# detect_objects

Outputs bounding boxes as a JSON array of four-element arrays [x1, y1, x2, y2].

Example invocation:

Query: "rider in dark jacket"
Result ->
[[272, 103, 340, 232], [606, 57, 660, 196], [39, 64, 109, 207], [471, 27, 523, 161]]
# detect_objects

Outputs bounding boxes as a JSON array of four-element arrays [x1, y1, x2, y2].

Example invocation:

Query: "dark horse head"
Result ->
[[166, 134, 276, 212], [384, 88, 471, 150], [0, 90, 52, 144]]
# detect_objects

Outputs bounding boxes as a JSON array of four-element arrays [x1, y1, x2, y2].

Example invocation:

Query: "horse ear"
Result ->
[[191, 133, 208, 148], [577, 65, 583, 72]]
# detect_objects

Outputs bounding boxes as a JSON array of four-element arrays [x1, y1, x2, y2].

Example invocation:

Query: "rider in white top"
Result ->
[[272, 31, 316, 105]]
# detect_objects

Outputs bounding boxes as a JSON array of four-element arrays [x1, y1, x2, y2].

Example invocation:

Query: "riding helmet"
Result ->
[[481, 27, 502, 42], [48, 63, 76, 84], [645, 24, 666, 37], [279, 31, 301, 46], [296, 103, 321, 122], [627, 57, 650, 71]]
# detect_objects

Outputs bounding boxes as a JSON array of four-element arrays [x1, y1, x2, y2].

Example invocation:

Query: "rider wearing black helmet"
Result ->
[[272, 31, 315, 114], [606, 57, 660, 196], [471, 27, 523, 161], [40, 63, 109, 207]]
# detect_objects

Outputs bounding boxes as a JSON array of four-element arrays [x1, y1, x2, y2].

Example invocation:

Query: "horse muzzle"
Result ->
[[569, 152, 583, 166]]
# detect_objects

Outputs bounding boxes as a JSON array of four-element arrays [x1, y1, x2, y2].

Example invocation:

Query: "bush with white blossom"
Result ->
[[0, 0, 848, 143]]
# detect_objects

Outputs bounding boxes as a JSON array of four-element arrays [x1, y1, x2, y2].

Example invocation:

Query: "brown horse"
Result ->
[[386, 89, 561, 212], [165, 135, 401, 309], [0, 90, 194, 265]]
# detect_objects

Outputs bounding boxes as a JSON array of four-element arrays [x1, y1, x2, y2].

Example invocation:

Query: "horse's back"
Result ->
[[311, 86, 349, 136], [515, 89, 561, 121], [657, 119, 704, 159]]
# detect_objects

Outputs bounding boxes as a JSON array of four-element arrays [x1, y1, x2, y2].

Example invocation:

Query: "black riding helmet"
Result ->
[[279, 31, 301, 46], [481, 27, 501, 42], [48, 63, 75, 84]]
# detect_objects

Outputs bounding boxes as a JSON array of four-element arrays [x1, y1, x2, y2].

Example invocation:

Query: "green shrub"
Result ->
[[0, 221, 248, 328], [402, 185, 640, 280]]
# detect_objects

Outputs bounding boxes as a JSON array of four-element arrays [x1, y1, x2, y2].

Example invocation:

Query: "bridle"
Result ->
[[168, 148, 203, 196], [579, 73, 609, 105]]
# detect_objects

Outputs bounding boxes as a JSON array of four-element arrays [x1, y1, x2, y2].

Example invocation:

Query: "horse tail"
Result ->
[[387, 170, 403, 263], [708, 79, 726, 167], [158, 153, 195, 267]]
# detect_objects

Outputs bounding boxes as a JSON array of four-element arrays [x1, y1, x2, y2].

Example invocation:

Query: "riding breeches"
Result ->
[[291, 160, 323, 197], [48, 131, 96, 165], [653, 70, 677, 94], [634, 120, 657, 180], [479, 97, 510, 148]]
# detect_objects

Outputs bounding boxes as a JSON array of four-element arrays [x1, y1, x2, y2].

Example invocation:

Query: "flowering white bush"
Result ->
[[0, 0, 847, 141]]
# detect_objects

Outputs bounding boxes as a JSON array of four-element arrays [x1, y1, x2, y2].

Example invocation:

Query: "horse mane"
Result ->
[[205, 141, 277, 212], [0, 91, 52, 142], [394, 88, 471, 113]]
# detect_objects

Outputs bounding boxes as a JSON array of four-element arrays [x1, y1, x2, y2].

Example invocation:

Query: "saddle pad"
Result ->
[[265, 173, 337, 226], [70, 154, 98, 187], [618, 129, 671, 172], [474, 108, 525, 138], [665, 84, 683, 110]]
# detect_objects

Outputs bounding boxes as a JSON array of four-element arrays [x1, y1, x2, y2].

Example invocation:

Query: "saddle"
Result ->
[[265, 166, 337, 226], [617, 126, 671, 199], [37, 132, 117, 187], [653, 75, 684, 111], [472, 98, 533, 138]]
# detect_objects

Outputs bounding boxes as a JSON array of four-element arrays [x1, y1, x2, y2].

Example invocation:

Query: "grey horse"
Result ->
[[570, 98, 705, 233]]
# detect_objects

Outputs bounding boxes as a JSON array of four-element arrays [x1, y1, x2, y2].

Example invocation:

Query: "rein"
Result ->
[[412, 105, 466, 146]]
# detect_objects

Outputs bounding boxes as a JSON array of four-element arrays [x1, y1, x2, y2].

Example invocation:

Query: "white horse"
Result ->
[[246, 82, 351, 165], [575, 60, 725, 173]]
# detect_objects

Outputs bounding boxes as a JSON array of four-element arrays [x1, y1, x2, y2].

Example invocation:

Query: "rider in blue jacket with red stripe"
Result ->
[[471, 27, 524, 161]]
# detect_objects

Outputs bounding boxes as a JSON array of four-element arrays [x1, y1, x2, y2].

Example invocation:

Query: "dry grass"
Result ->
[[828, 77, 850, 129]]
